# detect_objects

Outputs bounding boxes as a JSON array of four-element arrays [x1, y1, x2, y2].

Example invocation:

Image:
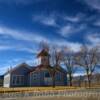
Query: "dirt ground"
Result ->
[[1, 96, 100, 100]]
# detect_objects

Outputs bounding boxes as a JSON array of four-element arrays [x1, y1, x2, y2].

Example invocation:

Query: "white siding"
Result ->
[[3, 74, 11, 87]]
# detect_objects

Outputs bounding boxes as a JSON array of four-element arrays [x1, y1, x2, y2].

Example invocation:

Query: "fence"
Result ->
[[0, 90, 100, 99]]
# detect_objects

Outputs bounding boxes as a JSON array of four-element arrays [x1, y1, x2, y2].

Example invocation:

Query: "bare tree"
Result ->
[[62, 47, 76, 86], [49, 46, 63, 87], [75, 45, 99, 87]]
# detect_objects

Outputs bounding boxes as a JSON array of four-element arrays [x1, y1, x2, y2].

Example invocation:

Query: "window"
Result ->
[[12, 76, 16, 84], [12, 75, 24, 85], [16, 77, 20, 84], [55, 72, 61, 81], [45, 72, 50, 78], [33, 72, 38, 80]]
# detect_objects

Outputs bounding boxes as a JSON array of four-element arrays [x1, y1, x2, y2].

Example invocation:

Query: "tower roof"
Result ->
[[37, 49, 50, 58]]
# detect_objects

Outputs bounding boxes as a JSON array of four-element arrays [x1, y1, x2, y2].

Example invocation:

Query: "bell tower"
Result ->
[[37, 49, 50, 66]]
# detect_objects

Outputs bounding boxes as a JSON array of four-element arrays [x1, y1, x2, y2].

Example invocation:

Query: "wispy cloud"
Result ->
[[58, 24, 85, 37], [94, 20, 100, 26], [64, 13, 85, 23], [0, 44, 38, 54], [0, 27, 80, 54], [86, 33, 100, 46], [0, 25, 83, 74], [79, 0, 100, 11], [0, 57, 37, 75], [0, 26, 47, 43], [0, 45, 13, 50], [32, 14, 58, 27], [0, 25, 49, 54], [49, 39, 82, 52], [0, 66, 10, 75], [0, 25, 82, 53]]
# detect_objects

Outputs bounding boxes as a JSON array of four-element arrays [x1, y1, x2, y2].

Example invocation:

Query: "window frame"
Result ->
[[12, 75, 24, 85]]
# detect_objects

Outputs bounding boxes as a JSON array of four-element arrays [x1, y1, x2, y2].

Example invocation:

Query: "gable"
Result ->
[[11, 64, 31, 75]]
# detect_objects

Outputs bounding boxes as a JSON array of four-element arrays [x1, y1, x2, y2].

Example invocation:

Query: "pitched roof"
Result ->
[[4, 62, 32, 75], [37, 49, 50, 57], [30, 64, 51, 72], [30, 64, 67, 74], [4, 63, 67, 75]]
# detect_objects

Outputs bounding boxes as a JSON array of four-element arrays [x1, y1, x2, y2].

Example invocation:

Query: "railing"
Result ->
[[0, 90, 100, 99]]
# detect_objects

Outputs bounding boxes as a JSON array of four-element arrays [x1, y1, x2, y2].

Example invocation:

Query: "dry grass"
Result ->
[[0, 86, 79, 93], [0, 85, 100, 93]]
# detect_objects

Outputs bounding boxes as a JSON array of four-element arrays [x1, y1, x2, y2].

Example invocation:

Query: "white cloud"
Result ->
[[87, 33, 100, 46], [0, 25, 82, 53], [0, 66, 10, 75], [0, 26, 47, 43], [67, 42, 82, 52], [0, 29, 83, 75], [0, 25, 83, 53], [82, 0, 100, 11], [0, 57, 36, 75], [0, 44, 38, 54], [65, 16, 80, 23], [41, 17, 57, 26], [64, 13, 85, 23], [49, 39, 82, 52], [58, 25, 75, 36], [0, 45, 13, 50], [0, 25, 49, 53], [73, 72, 85, 76], [26, 58, 40, 66], [32, 15, 58, 27], [94, 20, 100, 26], [58, 24, 85, 37]]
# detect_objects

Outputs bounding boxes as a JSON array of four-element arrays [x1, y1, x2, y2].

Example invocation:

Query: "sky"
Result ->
[[0, 0, 100, 75]]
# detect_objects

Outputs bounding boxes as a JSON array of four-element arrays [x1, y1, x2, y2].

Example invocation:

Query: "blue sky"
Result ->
[[0, 0, 100, 75]]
